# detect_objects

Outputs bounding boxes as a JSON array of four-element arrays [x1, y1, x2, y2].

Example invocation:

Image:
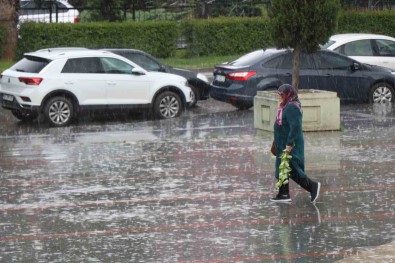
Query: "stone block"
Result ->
[[254, 89, 340, 132]]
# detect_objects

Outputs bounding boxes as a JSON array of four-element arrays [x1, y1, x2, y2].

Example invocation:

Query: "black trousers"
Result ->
[[279, 177, 315, 195]]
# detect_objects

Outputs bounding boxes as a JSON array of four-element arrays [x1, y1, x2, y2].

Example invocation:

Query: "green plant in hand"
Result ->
[[276, 150, 292, 189]]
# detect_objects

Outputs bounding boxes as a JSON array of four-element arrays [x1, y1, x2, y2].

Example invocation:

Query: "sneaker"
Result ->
[[311, 182, 321, 203], [271, 194, 292, 203]]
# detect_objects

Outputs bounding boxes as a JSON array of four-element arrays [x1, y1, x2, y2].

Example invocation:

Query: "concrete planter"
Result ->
[[254, 89, 340, 132]]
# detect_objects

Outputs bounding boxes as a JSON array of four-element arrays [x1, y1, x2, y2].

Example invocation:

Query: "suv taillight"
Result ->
[[19, 77, 43, 85], [227, 71, 256, 81]]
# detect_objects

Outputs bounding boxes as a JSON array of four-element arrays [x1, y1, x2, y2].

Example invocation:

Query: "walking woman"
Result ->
[[271, 84, 320, 203]]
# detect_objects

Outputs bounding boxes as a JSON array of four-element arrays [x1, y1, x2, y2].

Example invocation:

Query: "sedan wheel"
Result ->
[[154, 91, 182, 119], [370, 83, 394, 103], [44, 96, 74, 127], [231, 101, 253, 110]]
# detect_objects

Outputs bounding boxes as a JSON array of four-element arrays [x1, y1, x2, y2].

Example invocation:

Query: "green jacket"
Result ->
[[273, 102, 307, 179]]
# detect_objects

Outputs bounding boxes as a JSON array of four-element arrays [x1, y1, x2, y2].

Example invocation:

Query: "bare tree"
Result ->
[[0, 0, 19, 60]]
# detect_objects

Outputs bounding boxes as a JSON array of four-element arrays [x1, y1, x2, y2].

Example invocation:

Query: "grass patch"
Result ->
[[0, 61, 13, 72], [0, 53, 241, 72], [161, 51, 241, 70]]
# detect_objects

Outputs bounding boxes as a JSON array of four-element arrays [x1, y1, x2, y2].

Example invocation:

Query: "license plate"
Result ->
[[215, 75, 226, 82], [2, 94, 14, 102]]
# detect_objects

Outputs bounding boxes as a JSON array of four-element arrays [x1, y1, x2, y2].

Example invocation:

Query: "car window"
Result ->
[[320, 40, 336, 49], [53, 2, 68, 13], [264, 56, 282, 68], [339, 39, 374, 56], [122, 53, 161, 71], [228, 50, 267, 67], [20, 1, 35, 9], [375, 39, 395, 57], [10, 56, 50, 73], [277, 53, 292, 69], [100, 57, 134, 74], [20, 0, 68, 14], [300, 54, 316, 69], [314, 52, 353, 70], [62, 57, 103, 73], [270, 53, 316, 70]]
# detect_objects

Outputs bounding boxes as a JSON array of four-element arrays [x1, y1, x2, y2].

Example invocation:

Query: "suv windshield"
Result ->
[[320, 40, 336, 49], [10, 56, 51, 73]]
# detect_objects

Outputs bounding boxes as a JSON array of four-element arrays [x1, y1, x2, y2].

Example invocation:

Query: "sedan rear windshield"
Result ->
[[10, 55, 51, 73], [227, 49, 273, 67]]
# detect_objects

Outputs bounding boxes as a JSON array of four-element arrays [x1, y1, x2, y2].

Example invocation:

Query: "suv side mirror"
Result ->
[[131, 68, 145, 75], [159, 65, 167, 72]]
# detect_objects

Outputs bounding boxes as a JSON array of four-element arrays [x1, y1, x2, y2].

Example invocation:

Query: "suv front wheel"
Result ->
[[154, 91, 182, 119], [44, 96, 74, 127]]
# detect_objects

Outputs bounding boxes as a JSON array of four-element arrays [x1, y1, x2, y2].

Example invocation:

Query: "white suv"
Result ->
[[0, 50, 192, 127], [19, 0, 79, 23]]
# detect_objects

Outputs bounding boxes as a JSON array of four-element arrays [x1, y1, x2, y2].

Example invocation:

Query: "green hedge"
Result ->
[[337, 11, 395, 37], [14, 11, 395, 60], [0, 26, 5, 57], [16, 21, 179, 59], [183, 17, 272, 57], [182, 11, 395, 57]]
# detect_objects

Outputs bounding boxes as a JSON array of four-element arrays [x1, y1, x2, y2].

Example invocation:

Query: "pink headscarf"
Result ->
[[276, 84, 301, 125]]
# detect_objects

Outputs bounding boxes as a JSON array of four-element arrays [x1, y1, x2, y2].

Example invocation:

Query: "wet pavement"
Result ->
[[0, 99, 394, 263]]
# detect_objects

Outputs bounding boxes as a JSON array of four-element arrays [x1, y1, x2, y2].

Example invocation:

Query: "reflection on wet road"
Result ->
[[0, 100, 394, 262]]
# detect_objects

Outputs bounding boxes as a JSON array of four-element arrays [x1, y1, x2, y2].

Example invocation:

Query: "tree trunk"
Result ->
[[292, 46, 302, 92], [0, 0, 19, 61]]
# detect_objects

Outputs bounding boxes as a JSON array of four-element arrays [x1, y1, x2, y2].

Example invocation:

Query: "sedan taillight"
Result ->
[[227, 71, 256, 81], [19, 77, 43, 85]]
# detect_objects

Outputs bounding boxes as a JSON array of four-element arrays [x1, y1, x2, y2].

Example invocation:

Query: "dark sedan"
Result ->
[[210, 48, 395, 109], [104, 49, 210, 107]]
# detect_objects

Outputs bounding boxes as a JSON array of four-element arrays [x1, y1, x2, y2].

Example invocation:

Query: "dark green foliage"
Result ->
[[268, 0, 340, 52], [183, 17, 272, 57], [13, 11, 395, 61], [338, 10, 395, 37], [0, 27, 5, 56], [86, 0, 123, 22], [16, 21, 179, 59]]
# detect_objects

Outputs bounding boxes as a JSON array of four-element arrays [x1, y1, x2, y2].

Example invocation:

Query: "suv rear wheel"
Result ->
[[44, 96, 74, 127], [154, 91, 182, 119]]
